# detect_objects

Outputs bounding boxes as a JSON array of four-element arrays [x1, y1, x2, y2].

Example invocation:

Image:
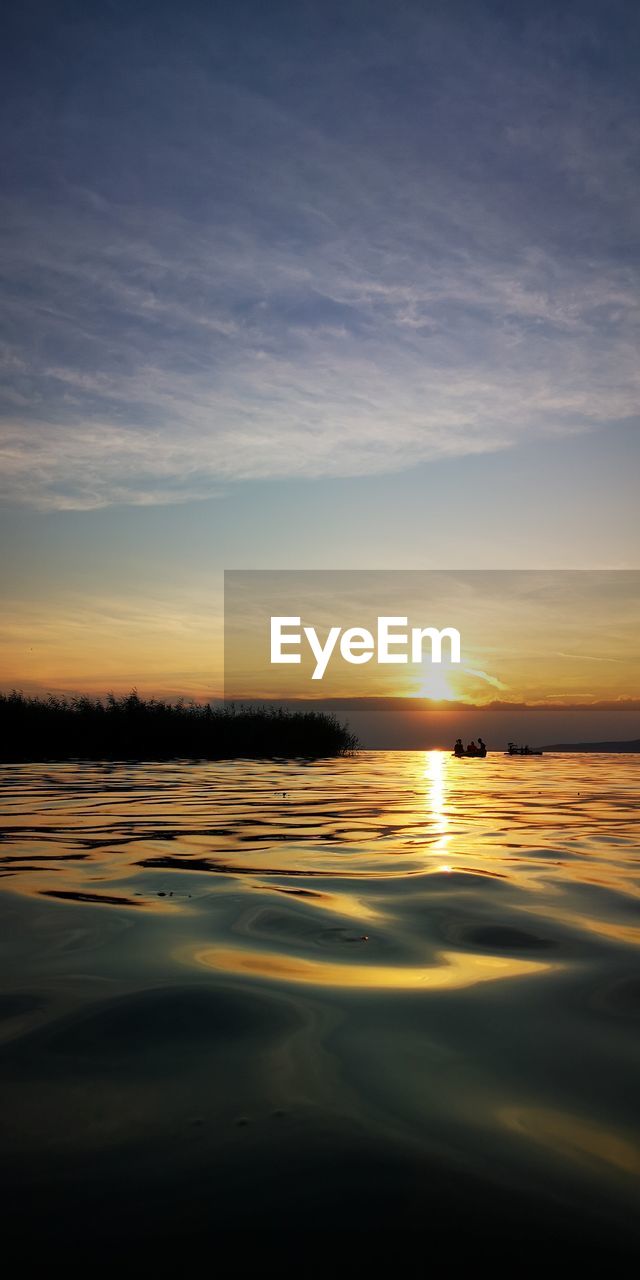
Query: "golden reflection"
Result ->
[[424, 749, 449, 849], [531, 905, 640, 947], [263, 883, 383, 924], [192, 945, 554, 990], [501, 1106, 640, 1178]]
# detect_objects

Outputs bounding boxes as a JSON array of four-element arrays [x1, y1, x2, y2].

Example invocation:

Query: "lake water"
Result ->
[[0, 751, 639, 1258]]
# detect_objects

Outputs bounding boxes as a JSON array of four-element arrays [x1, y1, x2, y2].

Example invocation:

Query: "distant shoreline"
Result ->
[[542, 739, 640, 752]]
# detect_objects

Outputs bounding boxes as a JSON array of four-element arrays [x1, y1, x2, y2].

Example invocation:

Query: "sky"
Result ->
[[224, 569, 639, 709], [1, 0, 639, 729]]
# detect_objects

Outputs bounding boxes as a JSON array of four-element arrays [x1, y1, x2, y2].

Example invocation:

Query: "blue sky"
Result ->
[[1, 0, 639, 695]]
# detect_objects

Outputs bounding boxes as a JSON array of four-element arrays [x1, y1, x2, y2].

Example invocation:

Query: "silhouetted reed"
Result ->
[[0, 691, 358, 761]]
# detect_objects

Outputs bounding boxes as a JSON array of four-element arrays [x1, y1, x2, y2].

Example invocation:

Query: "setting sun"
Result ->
[[417, 664, 458, 701]]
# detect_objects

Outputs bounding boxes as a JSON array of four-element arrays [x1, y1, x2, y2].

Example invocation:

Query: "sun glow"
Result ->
[[417, 663, 457, 701]]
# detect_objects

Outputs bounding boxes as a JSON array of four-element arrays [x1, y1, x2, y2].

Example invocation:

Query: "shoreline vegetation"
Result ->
[[0, 691, 359, 762]]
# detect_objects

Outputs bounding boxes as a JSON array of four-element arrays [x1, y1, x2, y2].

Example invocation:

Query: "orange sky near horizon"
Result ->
[[1, 571, 637, 712], [224, 571, 640, 707]]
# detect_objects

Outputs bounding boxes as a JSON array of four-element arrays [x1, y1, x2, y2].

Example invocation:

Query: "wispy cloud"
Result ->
[[1, 3, 639, 508], [462, 667, 509, 692]]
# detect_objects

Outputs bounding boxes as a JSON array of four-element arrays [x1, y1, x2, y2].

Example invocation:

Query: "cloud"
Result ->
[[462, 667, 510, 692], [1, 3, 639, 508]]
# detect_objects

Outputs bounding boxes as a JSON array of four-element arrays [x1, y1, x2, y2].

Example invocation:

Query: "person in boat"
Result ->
[[454, 738, 464, 756], [477, 737, 486, 756], [466, 740, 478, 756]]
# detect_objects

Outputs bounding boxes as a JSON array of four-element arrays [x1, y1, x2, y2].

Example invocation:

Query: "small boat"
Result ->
[[504, 743, 543, 756], [452, 749, 487, 758]]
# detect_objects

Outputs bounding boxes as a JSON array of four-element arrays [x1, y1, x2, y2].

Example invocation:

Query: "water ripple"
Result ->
[[0, 751, 639, 1249]]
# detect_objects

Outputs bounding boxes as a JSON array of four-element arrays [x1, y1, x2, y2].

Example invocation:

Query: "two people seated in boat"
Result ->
[[454, 737, 486, 757]]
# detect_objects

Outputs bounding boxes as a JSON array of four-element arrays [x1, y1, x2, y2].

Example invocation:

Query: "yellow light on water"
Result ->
[[193, 945, 554, 991], [425, 749, 449, 842]]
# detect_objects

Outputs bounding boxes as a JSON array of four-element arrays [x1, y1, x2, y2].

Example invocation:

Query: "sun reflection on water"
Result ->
[[424, 750, 450, 858], [0, 752, 639, 1251], [192, 944, 555, 990]]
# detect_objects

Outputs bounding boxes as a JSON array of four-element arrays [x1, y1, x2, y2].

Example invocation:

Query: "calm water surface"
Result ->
[[0, 751, 639, 1255]]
